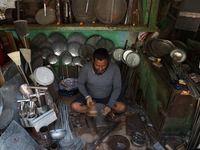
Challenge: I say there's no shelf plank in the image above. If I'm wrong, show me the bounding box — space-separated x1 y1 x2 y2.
0 23 157 32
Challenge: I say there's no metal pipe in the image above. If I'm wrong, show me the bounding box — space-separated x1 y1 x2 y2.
27 86 48 90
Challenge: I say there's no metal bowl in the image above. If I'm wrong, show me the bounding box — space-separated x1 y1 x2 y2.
49 129 66 140
170 48 187 62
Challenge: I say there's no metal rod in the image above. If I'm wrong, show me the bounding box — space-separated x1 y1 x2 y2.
85 0 90 13
17 65 30 85
27 86 48 90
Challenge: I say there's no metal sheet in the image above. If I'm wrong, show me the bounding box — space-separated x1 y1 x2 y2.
0 120 40 150
175 16 200 32
0 73 24 124
175 0 200 32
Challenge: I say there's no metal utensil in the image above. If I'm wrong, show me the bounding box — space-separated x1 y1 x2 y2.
68 42 81 57
61 53 72 78
72 0 97 23
41 47 54 59
19 48 33 74
68 33 87 45
47 32 67 43
31 33 47 49
112 47 124 62
86 35 102 48
47 54 59 65
96 38 115 54
7 51 30 85
51 41 68 56
79 44 95 58
95 0 127 25
50 103 66 140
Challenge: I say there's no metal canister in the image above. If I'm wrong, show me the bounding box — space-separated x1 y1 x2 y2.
39 126 51 140
50 141 59 150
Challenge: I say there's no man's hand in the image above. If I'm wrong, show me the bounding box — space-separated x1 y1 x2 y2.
86 96 95 107
102 106 111 115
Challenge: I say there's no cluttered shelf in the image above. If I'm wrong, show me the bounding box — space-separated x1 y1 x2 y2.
0 23 157 32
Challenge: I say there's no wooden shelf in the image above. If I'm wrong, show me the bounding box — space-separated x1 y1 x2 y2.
0 23 157 32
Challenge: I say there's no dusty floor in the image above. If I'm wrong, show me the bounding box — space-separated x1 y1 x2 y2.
59 93 147 150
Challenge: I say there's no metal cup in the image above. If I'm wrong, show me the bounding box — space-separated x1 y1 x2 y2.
39 126 51 140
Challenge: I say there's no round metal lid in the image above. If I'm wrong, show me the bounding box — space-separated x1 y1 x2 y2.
151 39 175 56
96 38 115 54
112 47 124 61
41 47 54 59
34 66 54 85
31 33 47 49
126 52 141 68
86 35 102 48
68 42 81 57
95 0 127 25
35 8 56 25
79 44 95 58
47 54 59 65
68 33 87 45
61 54 72 65
72 0 97 23
73 56 86 67
122 49 133 63
47 32 67 43
51 41 68 56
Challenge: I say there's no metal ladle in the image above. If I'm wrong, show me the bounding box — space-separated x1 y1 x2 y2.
50 102 66 140
61 53 72 78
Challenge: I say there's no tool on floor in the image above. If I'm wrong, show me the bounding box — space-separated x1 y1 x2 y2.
87 121 121 150
85 118 89 128
94 103 107 128
7 51 30 85
70 111 83 128
107 135 130 150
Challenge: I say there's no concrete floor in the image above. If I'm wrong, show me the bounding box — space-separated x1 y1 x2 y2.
60 94 147 150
